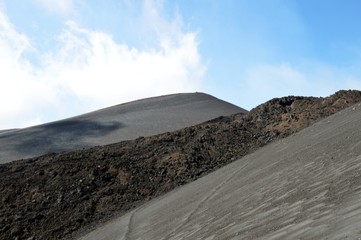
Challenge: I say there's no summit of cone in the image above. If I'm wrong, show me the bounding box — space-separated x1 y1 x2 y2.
0 92 245 163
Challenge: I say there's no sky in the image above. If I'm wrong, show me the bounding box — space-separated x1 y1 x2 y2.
1 0 361 129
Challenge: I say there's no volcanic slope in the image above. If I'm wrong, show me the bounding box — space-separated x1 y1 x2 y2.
0 90 361 239
81 95 361 240
0 92 245 163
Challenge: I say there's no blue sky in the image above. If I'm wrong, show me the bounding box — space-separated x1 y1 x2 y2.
1 0 361 129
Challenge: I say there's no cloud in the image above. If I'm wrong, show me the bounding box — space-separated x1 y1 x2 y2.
239 63 361 110
0 2 205 129
35 0 76 16
243 64 312 108
44 20 204 109
141 0 183 41
0 9 55 128
0 8 32 57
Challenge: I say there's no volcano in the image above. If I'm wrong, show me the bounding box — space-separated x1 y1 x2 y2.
1 90 361 239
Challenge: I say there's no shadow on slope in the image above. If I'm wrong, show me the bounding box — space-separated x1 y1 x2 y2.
12 120 124 156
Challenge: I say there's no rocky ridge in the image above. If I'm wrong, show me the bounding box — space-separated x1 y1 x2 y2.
1 90 361 239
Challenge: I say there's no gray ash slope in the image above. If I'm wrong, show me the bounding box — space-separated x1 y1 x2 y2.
83 95 361 240
0 92 245 163
1 90 361 240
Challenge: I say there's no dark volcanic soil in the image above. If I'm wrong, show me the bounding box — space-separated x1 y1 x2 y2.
1 90 361 240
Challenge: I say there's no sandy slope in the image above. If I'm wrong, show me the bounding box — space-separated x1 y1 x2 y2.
0 93 245 163
80 102 361 240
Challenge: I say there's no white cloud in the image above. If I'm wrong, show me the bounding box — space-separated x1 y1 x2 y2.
141 0 183 41
35 0 76 16
239 63 361 110
245 64 307 99
0 9 33 58
0 9 55 128
0 3 205 129
44 20 204 109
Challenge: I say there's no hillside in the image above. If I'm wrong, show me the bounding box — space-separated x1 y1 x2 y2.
0 93 245 163
0 90 361 239
82 94 361 240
